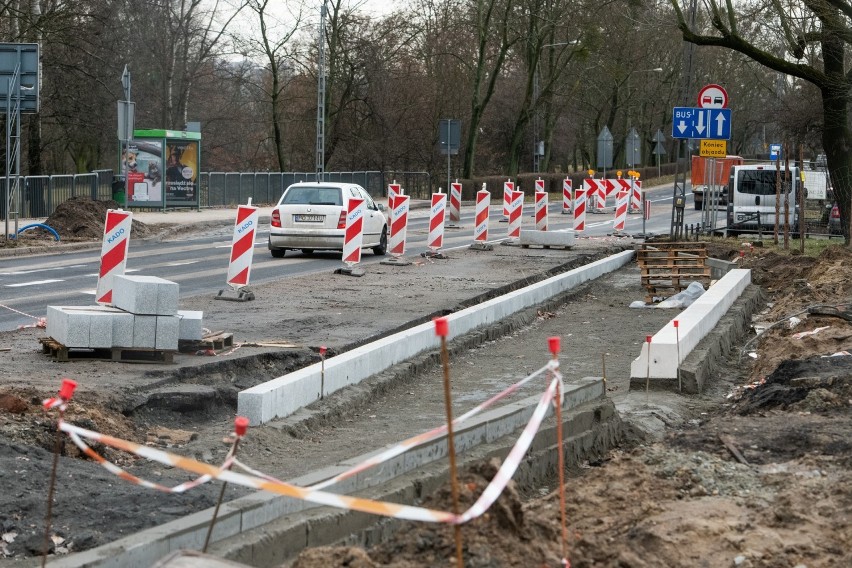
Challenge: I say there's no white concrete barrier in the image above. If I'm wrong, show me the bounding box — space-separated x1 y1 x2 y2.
239 250 634 425
519 229 575 248
629 268 751 379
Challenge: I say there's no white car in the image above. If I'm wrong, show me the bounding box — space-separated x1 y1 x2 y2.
268 182 387 257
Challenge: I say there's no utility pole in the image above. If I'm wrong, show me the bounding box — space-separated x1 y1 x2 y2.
316 1 328 181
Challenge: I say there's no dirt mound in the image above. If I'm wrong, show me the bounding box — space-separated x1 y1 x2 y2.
42 197 154 240
292 458 566 567
734 355 852 414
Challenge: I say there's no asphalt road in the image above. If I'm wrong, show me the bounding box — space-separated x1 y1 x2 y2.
0 183 705 331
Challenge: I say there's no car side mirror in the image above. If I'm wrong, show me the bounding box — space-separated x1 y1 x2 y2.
377 203 386 212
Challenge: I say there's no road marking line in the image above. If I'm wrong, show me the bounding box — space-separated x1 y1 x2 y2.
0 265 86 276
5 279 64 287
166 261 200 266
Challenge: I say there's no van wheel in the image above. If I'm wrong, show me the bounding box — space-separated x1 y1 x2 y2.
271 248 286 258
373 228 387 256
301 249 314 255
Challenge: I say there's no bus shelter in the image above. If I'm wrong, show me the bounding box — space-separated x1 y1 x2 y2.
120 129 201 209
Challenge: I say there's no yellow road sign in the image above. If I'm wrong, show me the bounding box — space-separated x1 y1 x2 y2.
700 139 726 158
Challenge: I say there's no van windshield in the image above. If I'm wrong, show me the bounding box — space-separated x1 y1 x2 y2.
736 170 791 196
283 186 343 206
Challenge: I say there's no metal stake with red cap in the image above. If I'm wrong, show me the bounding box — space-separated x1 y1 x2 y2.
335 197 367 276
217 199 259 301
203 416 250 552
562 177 572 215
41 379 77 567
547 337 571 568
434 316 464 568
95 209 133 305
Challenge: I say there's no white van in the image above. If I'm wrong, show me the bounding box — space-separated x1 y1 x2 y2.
726 165 800 235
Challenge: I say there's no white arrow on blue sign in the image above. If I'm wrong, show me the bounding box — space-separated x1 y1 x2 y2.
671 107 731 140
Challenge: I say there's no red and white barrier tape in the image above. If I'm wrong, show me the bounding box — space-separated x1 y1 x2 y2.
1 302 46 328
64 423 236 494
308 360 559 490
56 374 563 524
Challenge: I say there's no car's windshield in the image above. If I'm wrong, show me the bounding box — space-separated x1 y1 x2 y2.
282 187 343 206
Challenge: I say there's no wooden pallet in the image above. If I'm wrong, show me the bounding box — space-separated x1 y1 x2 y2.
178 332 234 353
39 337 175 364
637 242 711 302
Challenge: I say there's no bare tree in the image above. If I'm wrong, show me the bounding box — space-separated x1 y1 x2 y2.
670 0 852 244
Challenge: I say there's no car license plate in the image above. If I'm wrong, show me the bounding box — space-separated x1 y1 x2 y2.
294 214 324 223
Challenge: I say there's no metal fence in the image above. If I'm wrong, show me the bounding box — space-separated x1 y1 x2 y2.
200 170 433 206
2 170 434 219
2 172 109 219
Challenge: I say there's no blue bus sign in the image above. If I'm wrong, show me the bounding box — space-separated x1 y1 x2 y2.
671 107 731 140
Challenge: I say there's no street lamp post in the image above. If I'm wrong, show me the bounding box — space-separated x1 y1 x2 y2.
316 1 328 181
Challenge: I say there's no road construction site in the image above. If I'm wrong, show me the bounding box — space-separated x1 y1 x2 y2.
1 203 850 568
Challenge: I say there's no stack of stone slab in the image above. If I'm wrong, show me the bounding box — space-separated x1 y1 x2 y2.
47 275 203 351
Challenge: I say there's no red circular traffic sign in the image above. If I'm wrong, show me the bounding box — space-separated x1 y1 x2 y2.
697 84 728 109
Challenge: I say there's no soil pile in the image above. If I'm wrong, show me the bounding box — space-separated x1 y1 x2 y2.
6 195 156 244
293 459 567 568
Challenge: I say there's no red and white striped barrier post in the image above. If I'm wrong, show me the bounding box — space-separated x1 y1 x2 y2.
470 185 493 251
389 194 409 256
603 178 615 208
502 179 514 220
613 189 629 233
96 209 133 305
424 191 447 258
448 181 462 224
628 172 641 212
336 197 366 276
507 189 524 239
534 178 545 194
573 186 586 232
561 178 572 214
388 181 401 204
382 193 412 266
535 190 548 231
225 201 259 290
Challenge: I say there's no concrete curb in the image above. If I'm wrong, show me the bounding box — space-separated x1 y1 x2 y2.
677 285 767 392
48 378 606 568
629 268 751 381
238 250 635 425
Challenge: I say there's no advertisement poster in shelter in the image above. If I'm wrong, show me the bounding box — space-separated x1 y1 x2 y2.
121 140 164 206
165 141 199 202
